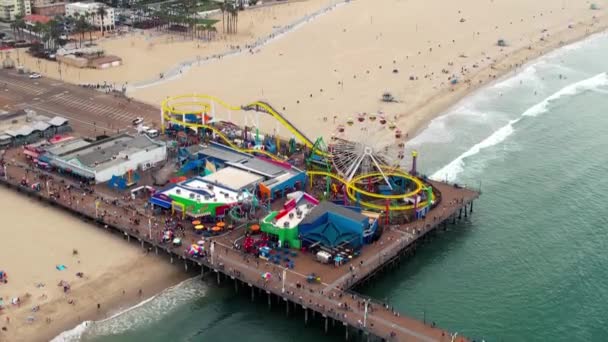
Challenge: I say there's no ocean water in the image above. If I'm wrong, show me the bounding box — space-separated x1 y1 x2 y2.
57 32 608 342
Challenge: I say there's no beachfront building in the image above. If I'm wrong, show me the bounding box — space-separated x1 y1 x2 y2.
298 201 376 249
150 167 263 218
261 193 380 250
65 2 115 31
0 0 31 21
30 0 64 16
195 142 306 200
0 110 69 147
260 191 320 249
40 133 166 183
23 13 51 27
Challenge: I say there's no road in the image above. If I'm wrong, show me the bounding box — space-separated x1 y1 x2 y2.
0 69 160 135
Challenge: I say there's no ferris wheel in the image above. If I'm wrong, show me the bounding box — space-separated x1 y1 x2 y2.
330 112 406 188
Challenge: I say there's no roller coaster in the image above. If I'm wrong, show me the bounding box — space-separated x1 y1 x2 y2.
160 94 433 212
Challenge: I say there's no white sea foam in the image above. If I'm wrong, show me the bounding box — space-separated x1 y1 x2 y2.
431 72 608 182
522 72 608 117
50 277 206 341
50 320 93 342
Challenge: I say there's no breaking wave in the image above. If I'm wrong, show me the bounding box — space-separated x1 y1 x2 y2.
431 72 608 182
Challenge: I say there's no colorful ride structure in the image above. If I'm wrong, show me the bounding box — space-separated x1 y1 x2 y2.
158 94 435 216
108 169 140 190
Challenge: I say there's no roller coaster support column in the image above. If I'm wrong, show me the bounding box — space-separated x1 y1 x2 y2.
411 151 418 176
385 199 390 225
160 108 165 134
414 195 419 220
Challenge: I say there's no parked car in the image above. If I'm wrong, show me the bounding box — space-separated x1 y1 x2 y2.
132 117 144 125
29 73 42 79
145 129 159 138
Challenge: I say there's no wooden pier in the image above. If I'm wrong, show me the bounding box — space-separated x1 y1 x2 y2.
0 162 479 342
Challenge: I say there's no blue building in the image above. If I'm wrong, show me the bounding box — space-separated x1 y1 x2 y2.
298 202 378 250
196 142 306 200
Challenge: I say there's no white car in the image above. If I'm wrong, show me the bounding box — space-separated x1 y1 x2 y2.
29 73 42 79
132 117 144 125
145 129 159 138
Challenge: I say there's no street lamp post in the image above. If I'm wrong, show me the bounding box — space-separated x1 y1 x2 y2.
282 268 286 293
148 218 152 240
363 299 369 328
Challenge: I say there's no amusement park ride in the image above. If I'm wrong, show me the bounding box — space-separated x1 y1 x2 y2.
159 94 434 216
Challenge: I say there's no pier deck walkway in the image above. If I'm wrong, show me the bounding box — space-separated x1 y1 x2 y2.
1 159 478 342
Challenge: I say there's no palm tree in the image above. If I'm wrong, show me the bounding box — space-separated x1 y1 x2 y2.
74 15 88 47
96 5 108 36
13 15 26 40
32 22 44 44
220 1 226 34
83 12 94 43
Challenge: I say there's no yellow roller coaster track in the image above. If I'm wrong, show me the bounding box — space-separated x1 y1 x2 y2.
162 112 286 162
161 95 434 210
306 170 434 211
160 94 329 156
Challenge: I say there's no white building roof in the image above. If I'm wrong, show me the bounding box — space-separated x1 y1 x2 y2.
164 177 251 205
48 116 68 126
201 166 264 192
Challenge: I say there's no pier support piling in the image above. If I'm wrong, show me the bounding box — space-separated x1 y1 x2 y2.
216 271 221 285
345 325 349 341
141 240 144 248
470 201 474 213
324 316 328 334
184 260 188 271
200 266 205 279
234 279 238 293
170 256 173 264
459 208 462 219
286 299 289 316
267 292 271 309
465 204 469 218
155 246 158 255
305 308 309 325
251 286 255 302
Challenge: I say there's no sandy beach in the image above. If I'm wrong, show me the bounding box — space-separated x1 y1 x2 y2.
0 189 189 342
16 1 608 142
3 1 608 340
16 0 333 86
130 0 608 141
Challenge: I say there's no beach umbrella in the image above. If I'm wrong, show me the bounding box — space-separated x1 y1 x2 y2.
192 220 201 225
250 224 260 232
217 222 225 228
211 226 221 232
197 240 205 245
194 225 204 231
